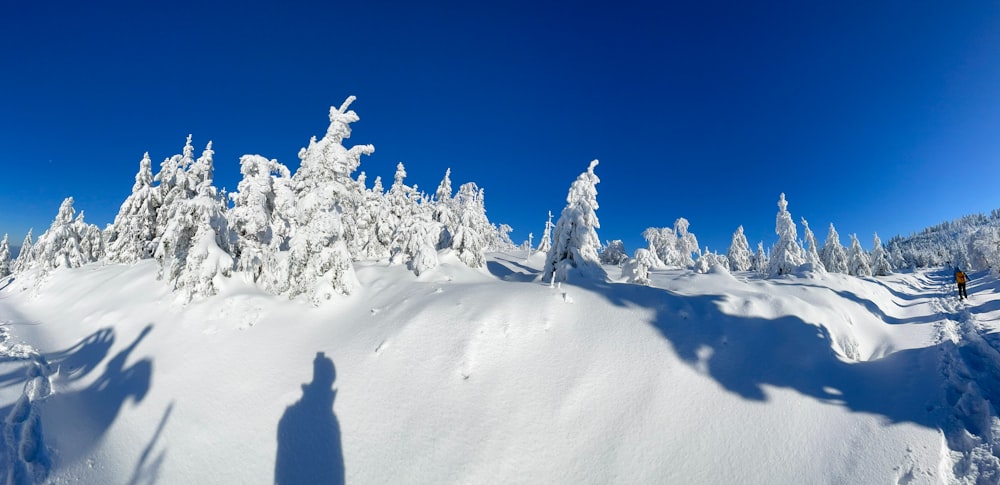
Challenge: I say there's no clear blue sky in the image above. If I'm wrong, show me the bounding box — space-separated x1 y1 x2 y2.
3 0 1000 255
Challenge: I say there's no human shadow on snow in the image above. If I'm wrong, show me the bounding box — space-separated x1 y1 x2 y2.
573 278 953 430
275 352 344 485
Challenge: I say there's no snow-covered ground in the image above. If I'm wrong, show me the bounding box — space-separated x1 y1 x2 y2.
2 253 1000 484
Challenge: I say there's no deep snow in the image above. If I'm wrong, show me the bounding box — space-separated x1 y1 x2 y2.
2 253 1000 484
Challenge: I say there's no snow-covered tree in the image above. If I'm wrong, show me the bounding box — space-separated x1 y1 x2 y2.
968 226 1000 273
643 218 700 268
870 232 893 276
543 160 606 283
11 230 34 273
537 211 554 254
281 97 373 303
450 182 491 268
727 225 752 272
768 193 805 276
154 141 234 300
751 241 768 274
600 240 628 265
820 223 849 274
494 223 515 252
801 218 826 272
694 249 729 274
0 234 10 278
357 176 390 259
643 227 678 268
622 248 656 285
432 168 455 250
888 239 908 270
33 197 93 270
673 218 700 268
847 234 872 277
228 155 293 283
106 153 162 264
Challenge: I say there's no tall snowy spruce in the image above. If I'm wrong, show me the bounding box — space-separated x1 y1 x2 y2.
543 160 606 283
228 155 294 285
768 193 805 276
870 232 893 276
751 241 768 274
820 223 849 274
727 225 752 272
282 96 374 304
433 168 455 250
11 230 34 273
801 218 826 272
0 234 10 278
449 182 491 268
106 153 161 264
537 211 554 254
153 139 234 300
847 234 873 277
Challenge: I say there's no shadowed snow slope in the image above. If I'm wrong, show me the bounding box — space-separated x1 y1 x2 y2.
1 254 998 484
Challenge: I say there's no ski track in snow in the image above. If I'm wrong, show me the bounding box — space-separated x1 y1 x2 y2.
929 270 1000 484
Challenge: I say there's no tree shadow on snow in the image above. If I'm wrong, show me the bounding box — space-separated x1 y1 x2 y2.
486 260 538 283
36 325 154 464
275 352 344 485
576 279 952 430
128 402 174 485
0 325 154 474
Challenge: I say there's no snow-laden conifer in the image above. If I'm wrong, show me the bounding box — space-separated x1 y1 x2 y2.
869 233 893 276
537 211 554 254
106 153 161 264
820 223 849 274
282 97 373 303
494 224 516 252
33 197 92 270
293 96 374 264
450 182 491 268
801 218 826 272
847 234 872 277
694 249 729 274
751 241 768 274
543 160 606 283
0 234 10 278
768 193 805 276
600 240 628 265
643 228 677 268
673 218 700 268
433 168 455 250
154 141 234 300
228 155 293 283
727 225 752 272
12 230 34 273
622 248 656 285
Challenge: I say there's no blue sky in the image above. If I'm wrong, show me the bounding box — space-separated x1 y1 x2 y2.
3 0 1000 255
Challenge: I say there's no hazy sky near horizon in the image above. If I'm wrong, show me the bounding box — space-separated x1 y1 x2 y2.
3 0 1000 254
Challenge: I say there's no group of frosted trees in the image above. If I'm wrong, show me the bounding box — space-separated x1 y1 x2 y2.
3 97 997 298
609 193 901 284
724 193 896 278
0 97 508 304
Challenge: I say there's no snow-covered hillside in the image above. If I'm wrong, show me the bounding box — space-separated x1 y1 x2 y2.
2 253 1000 484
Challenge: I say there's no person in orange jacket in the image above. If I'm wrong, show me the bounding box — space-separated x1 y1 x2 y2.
955 268 969 300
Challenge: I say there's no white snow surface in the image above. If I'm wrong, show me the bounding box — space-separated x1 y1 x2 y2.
2 252 1000 484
